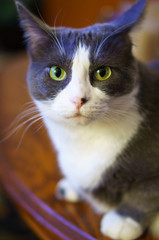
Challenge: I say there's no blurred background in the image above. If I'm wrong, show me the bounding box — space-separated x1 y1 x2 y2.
0 0 159 239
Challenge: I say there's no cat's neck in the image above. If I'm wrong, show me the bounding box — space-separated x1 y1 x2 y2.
43 99 143 190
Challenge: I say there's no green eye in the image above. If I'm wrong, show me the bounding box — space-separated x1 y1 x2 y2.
49 66 66 81
95 66 111 81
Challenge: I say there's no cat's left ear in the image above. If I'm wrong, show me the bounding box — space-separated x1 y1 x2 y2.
110 0 147 35
15 1 51 56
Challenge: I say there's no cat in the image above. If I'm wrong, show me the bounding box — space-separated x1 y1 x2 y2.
16 0 159 239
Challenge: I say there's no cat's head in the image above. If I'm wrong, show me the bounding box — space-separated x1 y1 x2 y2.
16 0 146 126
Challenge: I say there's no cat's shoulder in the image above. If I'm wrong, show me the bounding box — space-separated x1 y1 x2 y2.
148 61 159 73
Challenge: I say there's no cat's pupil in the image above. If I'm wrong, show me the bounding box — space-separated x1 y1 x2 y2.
54 67 62 77
98 68 106 77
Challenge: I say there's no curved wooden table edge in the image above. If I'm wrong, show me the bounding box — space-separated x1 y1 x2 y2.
0 149 96 240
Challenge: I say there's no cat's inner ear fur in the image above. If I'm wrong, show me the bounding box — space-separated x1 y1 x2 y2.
109 0 147 35
94 0 147 58
96 0 147 58
16 1 51 55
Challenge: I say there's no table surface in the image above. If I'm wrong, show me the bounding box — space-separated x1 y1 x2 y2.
0 53 156 240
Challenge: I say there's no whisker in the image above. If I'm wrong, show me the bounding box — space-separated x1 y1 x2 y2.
94 35 106 58
0 113 42 143
101 101 139 125
53 9 66 56
93 36 100 57
95 23 133 58
49 8 65 55
32 1 65 56
58 13 66 55
16 115 44 150
19 101 35 109
5 106 39 131
102 113 121 126
32 121 44 135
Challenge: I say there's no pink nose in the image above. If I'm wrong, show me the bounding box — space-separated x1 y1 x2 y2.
71 97 88 110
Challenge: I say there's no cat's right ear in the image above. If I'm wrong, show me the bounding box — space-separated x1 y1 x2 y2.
110 0 147 35
15 1 51 55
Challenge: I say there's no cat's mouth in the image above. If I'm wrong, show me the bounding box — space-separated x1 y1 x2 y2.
66 112 83 119
64 112 92 124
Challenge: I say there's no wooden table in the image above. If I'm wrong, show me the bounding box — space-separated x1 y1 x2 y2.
0 53 156 240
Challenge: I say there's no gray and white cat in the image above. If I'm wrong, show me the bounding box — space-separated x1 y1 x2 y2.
16 0 159 239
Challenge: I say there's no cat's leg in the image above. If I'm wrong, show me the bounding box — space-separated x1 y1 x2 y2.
101 210 143 240
149 213 159 237
98 176 159 239
56 178 81 202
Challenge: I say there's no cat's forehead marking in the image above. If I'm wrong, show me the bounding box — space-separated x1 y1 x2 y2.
67 43 91 97
72 43 90 76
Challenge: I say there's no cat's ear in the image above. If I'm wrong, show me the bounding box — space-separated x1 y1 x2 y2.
95 0 147 57
110 0 147 35
15 1 51 55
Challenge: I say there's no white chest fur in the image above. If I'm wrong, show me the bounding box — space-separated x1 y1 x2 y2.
43 110 142 190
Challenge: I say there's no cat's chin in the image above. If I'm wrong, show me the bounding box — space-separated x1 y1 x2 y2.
54 110 106 126
52 112 96 126
64 115 94 126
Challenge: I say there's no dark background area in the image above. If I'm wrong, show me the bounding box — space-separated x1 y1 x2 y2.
0 1 42 239
0 0 43 53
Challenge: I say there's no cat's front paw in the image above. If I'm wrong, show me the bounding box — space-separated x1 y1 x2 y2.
56 178 80 202
101 211 143 240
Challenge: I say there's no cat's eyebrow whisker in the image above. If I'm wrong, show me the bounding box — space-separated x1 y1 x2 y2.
95 24 130 58
94 35 106 58
93 38 99 57
40 24 64 56
49 8 66 56
59 29 65 56
52 30 65 56
32 3 65 56
58 13 66 54
32 1 54 42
